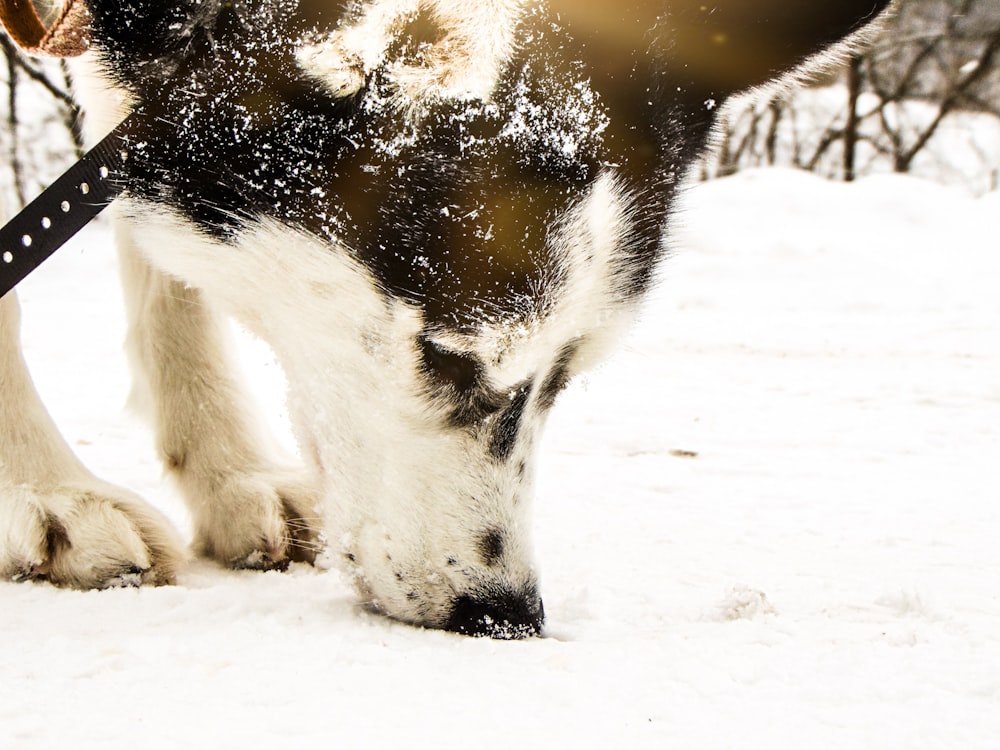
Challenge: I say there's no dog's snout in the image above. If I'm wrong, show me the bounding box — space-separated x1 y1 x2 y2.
445 590 544 639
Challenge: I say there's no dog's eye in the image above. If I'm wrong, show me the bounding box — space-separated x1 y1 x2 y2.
419 337 482 393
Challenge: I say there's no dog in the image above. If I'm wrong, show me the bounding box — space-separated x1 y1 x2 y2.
0 0 891 638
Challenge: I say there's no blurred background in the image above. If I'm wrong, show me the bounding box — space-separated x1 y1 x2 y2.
702 0 1000 195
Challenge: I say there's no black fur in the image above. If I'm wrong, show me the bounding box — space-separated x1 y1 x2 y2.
88 0 892 331
477 529 506 566
488 383 531 461
93 2 601 331
419 336 508 427
536 341 580 412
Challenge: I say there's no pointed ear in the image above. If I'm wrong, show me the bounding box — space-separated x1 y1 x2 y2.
546 0 892 98
664 0 894 97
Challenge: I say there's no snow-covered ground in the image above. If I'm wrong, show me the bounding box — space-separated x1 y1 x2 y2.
2 168 998 748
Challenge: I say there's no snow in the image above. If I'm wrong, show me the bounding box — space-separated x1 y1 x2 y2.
4 168 999 747
713 85 1000 196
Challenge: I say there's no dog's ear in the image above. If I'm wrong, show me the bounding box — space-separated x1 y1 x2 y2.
547 0 893 98
663 1 894 97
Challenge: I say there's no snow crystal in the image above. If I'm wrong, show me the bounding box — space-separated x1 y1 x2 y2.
713 585 778 622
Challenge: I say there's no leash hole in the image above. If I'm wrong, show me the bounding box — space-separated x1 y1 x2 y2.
79 182 90 195
61 201 70 213
41 217 51 230
99 166 109 179
21 234 32 247
2 251 12 264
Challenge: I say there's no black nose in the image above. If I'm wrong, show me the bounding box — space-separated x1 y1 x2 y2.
445 590 545 640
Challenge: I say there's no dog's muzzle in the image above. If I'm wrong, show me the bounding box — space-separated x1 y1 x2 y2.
445 588 544 639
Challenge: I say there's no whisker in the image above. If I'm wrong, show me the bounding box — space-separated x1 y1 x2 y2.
279 535 327 552
284 516 323 527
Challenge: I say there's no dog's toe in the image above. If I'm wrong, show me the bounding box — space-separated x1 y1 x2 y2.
0 483 184 589
233 548 290 572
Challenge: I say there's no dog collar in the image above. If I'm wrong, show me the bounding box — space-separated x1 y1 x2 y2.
0 0 116 297
0 116 136 298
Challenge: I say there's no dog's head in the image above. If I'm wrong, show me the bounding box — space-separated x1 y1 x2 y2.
79 0 890 636
266 168 644 637
262 173 631 637
212 161 648 639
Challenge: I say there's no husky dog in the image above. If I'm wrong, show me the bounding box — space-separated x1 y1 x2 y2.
0 0 891 637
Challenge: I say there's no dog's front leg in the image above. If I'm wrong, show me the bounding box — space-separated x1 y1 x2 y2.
0 292 183 587
116 234 322 570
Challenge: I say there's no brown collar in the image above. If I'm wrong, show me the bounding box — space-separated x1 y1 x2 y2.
0 0 91 57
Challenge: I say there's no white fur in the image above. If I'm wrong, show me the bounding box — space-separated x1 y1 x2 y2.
1 53 326 583
297 0 526 103
114 234 323 567
0 292 183 587
103 163 637 622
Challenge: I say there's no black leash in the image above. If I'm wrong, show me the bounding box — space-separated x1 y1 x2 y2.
0 115 137 298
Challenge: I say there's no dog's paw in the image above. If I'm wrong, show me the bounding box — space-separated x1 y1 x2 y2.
189 471 323 571
0 481 184 589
